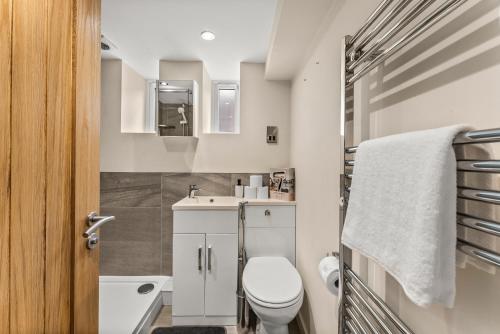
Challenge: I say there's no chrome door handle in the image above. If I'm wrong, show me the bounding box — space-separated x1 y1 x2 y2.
198 246 202 271
84 212 115 249
208 245 212 272
84 212 115 237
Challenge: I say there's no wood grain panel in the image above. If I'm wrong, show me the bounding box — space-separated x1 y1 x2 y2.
0 0 12 332
10 0 47 331
45 0 73 332
73 0 101 332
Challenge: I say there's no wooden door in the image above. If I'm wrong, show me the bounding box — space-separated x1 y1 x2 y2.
73 0 101 332
205 234 238 317
0 0 101 332
173 233 206 317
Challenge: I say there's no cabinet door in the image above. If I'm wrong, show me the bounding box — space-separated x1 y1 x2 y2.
173 233 205 316
205 234 238 316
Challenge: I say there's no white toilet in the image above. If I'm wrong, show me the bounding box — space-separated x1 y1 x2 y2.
243 256 304 334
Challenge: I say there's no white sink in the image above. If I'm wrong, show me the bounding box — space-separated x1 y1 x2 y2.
172 196 240 210
172 196 296 211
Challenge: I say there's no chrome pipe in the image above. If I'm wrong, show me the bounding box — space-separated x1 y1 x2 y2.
345 307 370 334
346 295 381 333
348 159 500 172
457 239 500 268
454 128 500 144
345 268 414 334
457 160 500 173
350 0 413 57
348 0 468 84
158 89 191 93
347 0 396 49
458 187 500 205
339 35 353 334
346 282 395 334
342 128 500 152
345 319 362 334
457 214 500 237
345 146 358 154
348 0 437 71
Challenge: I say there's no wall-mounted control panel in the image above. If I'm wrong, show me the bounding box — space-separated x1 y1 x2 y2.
267 126 278 144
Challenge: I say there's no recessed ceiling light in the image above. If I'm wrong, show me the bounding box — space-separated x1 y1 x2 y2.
201 31 215 41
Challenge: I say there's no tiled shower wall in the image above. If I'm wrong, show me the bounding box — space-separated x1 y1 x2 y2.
99 172 269 276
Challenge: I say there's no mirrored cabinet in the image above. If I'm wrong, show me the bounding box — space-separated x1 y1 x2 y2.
155 80 198 137
119 65 198 137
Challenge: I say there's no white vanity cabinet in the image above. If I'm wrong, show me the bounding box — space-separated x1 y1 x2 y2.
172 209 238 326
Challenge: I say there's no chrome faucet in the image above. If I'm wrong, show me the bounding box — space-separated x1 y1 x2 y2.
188 184 200 198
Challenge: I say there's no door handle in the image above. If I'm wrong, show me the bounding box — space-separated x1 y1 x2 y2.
208 245 212 272
84 212 115 249
198 246 202 271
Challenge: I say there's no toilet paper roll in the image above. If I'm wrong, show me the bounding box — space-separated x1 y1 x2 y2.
244 186 257 199
318 256 340 296
249 175 263 188
257 186 269 199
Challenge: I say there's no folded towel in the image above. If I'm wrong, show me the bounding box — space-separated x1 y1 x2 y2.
342 125 468 308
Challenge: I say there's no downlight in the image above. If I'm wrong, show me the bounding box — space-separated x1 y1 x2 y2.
200 31 215 41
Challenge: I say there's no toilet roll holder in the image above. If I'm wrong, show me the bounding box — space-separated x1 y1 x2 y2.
326 251 339 258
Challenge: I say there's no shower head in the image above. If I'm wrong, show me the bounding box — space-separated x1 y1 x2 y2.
178 106 187 125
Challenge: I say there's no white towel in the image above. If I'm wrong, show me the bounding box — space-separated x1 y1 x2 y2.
342 125 468 308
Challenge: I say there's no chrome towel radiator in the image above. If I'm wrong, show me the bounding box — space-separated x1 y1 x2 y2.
339 0 500 333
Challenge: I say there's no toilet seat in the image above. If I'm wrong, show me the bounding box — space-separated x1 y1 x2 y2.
243 257 303 309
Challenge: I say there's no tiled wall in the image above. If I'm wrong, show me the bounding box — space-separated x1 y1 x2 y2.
100 172 270 276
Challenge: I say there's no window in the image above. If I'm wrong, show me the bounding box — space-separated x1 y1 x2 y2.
211 81 240 133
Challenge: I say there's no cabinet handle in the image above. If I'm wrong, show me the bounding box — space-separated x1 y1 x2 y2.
264 209 271 216
198 246 202 271
208 245 212 272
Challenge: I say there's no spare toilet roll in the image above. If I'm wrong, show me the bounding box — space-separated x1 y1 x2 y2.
244 186 257 199
249 175 263 188
257 186 269 199
318 256 340 296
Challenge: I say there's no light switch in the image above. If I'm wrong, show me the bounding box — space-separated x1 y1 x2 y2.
267 126 278 144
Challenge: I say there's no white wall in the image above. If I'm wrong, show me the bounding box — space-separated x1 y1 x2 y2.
101 60 136 169
100 60 291 172
120 62 147 133
290 0 500 333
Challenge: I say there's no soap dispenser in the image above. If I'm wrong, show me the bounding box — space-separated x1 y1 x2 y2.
235 179 244 198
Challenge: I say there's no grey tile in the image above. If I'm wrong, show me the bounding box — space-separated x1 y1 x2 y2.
100 207 161 242
161 209 173 276
162 173 232 203
100 240 161 275
230 173 270 195
101 172 162 208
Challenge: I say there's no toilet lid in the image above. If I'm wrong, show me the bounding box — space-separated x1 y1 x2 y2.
243 257 302 305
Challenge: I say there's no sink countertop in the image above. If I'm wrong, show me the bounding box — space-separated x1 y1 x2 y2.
172 196 296 211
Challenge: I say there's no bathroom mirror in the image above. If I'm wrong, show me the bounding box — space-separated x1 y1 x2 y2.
156 80 198 137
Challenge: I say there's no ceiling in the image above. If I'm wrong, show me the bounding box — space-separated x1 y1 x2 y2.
101 0 278 80
265 0 338 80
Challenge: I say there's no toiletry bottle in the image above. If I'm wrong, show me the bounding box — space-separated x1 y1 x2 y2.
235 179 244 198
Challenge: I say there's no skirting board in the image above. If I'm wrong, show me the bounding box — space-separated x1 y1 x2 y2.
297 312 309 334
172 316 237 327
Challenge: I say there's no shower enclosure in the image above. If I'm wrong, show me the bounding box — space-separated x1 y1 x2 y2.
156 80 197 136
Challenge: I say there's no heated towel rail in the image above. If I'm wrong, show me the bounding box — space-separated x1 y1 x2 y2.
339 1 500 333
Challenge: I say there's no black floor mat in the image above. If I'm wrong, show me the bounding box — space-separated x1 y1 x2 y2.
151 326 226 334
